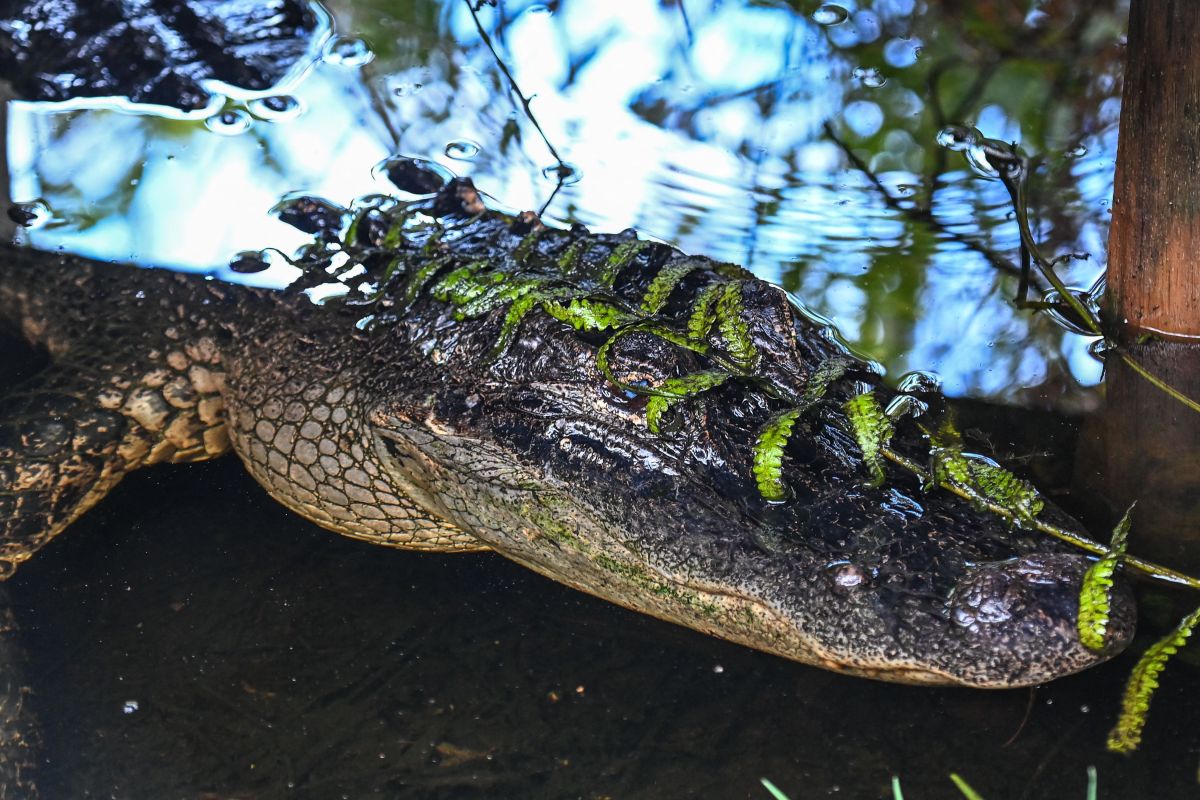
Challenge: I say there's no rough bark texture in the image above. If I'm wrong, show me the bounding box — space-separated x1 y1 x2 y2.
1108 0 1200 338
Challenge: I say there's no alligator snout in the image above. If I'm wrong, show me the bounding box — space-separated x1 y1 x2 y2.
938 552 1135 688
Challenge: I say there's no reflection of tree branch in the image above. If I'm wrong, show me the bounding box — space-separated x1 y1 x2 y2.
822 120 1031 284
464 0 569 215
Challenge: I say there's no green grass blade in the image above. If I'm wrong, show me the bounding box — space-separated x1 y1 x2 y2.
949 773 985 800
759 778 791 800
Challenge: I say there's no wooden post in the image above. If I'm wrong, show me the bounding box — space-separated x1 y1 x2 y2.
1107 0 1200 339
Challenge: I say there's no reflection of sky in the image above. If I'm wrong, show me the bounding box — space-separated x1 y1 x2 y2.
6 0 1122 403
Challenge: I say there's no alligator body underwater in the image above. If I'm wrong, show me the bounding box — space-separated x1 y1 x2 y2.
0 180 1134 689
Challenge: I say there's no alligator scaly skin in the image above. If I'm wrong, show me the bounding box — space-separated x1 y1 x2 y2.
0 182 1134 688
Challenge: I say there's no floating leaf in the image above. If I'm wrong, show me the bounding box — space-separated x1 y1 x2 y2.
1078 504 1134 652
645 370 730 434
641 259 702 314
686 281 727 343
753 408 803 501
844 392 893 486
599 239 650 287
543 298 628 332
1108 602 1200 753
716 282 758 371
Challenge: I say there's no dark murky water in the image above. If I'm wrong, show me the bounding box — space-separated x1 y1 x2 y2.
9 0 1200 797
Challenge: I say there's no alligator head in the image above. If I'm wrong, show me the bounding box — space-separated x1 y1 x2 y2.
329 187 1136 688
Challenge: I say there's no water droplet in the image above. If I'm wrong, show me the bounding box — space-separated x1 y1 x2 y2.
205 108 252 135
373 155 455 195
229 250 272 274
852 66 887 88
271 194 349 237
542 162 582 185
392 82 423 97
935 125 978 152
811 4 849 25
325 36 375 67
897 370 942 395
6 199 51 228
246 95 304 121
122 700 139 714
1066 143 1088 159
443 139 481 161
1043 288 1101 335
1087 338 1112 362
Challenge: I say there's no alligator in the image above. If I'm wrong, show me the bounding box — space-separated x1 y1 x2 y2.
0 178 1135 693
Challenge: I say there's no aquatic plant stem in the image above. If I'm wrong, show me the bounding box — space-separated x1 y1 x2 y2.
881 447 1200 591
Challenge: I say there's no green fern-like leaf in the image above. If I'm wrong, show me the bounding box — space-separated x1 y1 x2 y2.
686 282 727 343
399 253 453 305
1077 504 1134 652
641 260 703 314
965 460 1044 524
801 355 855 407
598 239 650 288
431 260 493 304
488 293 540 359
596 323 709 397
557 238 588 273
512 228 544 264
645 370 730 434
844 392 894 487
753 408 803 501
716 282 758 371
1108 602 1200 753
543 298 629 332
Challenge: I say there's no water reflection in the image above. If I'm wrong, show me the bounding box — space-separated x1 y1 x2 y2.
6 0 1125 407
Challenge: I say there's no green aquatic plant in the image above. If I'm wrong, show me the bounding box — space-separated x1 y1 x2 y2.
1078 506 1134 652
752 409 803 501
1108 603 1200 753
646 370 730 434
843 391 893 487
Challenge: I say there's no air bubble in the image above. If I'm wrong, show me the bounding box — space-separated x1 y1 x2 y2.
271 194 350 237
373 156 455 195
936 125 978 152
325 36 375 67
6 199 51 228
205 108 252 135
852 67 887 88
229 250 272 274
811 4 849 25
1066 143 1088 159
443 139 481 161
246 95 304 121
542 162 582 185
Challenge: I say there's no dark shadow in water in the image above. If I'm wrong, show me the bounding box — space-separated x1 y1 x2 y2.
9 452 1200 799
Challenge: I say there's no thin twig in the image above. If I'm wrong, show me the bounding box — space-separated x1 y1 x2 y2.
464 0 568 167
